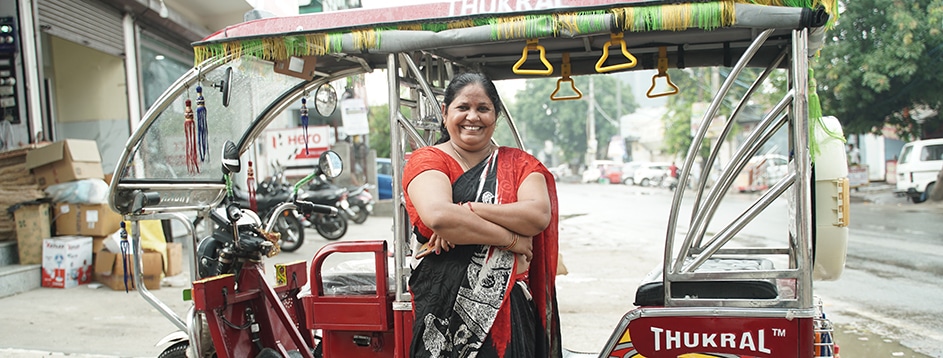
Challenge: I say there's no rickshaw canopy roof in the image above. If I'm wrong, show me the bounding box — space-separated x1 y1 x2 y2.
192 0 835 79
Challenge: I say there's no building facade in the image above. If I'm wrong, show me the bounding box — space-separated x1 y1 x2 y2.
0 0 261 173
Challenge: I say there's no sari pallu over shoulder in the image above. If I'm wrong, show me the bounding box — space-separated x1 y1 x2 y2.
402 147 561 357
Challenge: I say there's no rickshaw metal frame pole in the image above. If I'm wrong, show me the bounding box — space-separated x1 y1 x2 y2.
127 215 185 330
664 28 774 279
126 211 206 357
389 53 412 304
663 28 817 310
689 47 789 221
236 68 365 154
791 28 814 309
682 101 791 259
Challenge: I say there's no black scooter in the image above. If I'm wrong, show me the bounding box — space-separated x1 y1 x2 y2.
297 175 349 240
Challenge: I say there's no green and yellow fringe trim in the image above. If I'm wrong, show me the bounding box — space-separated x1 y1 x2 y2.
194 0 837 66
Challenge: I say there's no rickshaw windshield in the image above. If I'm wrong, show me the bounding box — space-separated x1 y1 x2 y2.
117 57 306 182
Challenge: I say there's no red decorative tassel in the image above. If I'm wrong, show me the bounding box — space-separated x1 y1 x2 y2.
184 99 200 174
247 161 257 212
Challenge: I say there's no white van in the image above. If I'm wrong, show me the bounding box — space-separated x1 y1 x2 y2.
895 138 943 203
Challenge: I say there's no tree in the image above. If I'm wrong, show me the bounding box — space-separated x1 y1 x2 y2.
367 104 391 159
815 0 943 139
504 75 637 169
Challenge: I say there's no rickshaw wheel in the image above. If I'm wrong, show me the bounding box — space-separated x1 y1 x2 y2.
157 341 189 358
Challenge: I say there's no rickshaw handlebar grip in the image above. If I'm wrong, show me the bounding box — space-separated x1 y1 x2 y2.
295 200 338 216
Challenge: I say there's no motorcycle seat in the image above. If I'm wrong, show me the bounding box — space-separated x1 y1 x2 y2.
633 257 778 306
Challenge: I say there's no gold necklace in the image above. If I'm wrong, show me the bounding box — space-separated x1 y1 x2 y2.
449 141 472 170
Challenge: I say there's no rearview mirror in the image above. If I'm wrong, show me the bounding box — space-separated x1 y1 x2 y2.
315 82 337 117
221 140 241 175
213 67 233 107
319 150 343 179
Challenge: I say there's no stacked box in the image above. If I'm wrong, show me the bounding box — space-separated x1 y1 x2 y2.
41 236 93 288
54 203 122 237
24 139 104 189
12 201 51 265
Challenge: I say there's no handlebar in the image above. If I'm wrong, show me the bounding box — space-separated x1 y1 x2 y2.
295 200 338 216
263 200 337 233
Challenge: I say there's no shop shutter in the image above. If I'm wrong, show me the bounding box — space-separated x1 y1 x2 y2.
38 0 124 57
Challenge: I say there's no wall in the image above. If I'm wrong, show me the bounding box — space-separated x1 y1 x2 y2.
49 36 128 123
0 2 32 149
49 35 129 174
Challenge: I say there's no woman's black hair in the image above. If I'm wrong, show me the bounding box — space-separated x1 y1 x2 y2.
435 72 503 145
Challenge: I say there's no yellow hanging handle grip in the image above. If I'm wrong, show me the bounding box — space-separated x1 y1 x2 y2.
647 46 680 98
513 39 554 76
551 53 582 101
595 33 637 73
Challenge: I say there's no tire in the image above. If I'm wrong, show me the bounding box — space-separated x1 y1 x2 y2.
316 215 348 240
622 178 634 185
913 183 933 204
157 341 189 358
275 211 305 252
639 178 650 187
350 205 369 224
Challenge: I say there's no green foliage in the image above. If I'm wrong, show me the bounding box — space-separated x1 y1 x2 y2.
659 67 786 163
815 0 943 139
367 104 391 159
504 75 637 168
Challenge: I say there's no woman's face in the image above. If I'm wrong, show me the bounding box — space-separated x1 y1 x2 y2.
443 83 497 151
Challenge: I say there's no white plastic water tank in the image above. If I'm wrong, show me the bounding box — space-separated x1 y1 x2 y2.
812 115 850 281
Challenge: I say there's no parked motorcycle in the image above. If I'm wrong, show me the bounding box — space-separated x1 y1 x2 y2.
344 184 375 224
194 170 308 252
304 174 373 224
297 175 349 240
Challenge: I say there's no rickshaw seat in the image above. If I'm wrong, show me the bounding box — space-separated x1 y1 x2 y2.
633 258 779 306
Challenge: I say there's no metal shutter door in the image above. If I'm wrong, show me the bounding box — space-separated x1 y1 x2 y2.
38 0 124 56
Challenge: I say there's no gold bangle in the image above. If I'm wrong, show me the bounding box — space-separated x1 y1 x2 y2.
502 233 519 250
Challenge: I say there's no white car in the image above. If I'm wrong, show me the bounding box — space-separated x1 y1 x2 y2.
895 138 943 203
621 162 643 185
633 162 672 187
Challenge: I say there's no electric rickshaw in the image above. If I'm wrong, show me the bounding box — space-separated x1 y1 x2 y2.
106 0 850 357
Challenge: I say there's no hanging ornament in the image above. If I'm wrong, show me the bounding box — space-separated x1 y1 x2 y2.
247 160 257 212
184 99 200 174
300 96 310 155
195 85 209 163
119 221 131 293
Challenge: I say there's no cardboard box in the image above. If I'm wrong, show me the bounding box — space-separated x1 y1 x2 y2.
91 235 107 253
165 242 183 277
41 236 93 288
94 249 162 291
54 203 123 237
25 139 104 189
12 201 52 265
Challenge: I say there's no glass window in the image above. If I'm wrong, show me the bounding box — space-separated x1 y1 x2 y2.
899 145 913 164
140 35 191 110
921 144 943 162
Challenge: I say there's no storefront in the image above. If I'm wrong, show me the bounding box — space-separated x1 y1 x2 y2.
0 0 252 171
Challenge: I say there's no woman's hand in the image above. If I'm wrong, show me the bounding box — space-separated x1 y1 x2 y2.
416 232 455 259
505 234 533 262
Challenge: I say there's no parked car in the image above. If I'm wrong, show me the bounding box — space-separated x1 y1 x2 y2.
582 160 622 184
633 162 672 187
376 157 393 200
895 138 943 203
621 162 643 185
